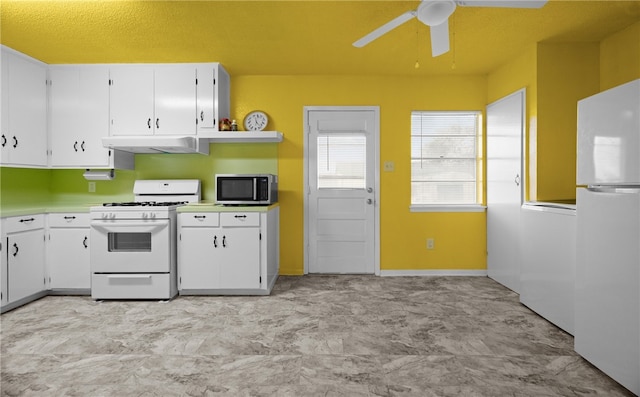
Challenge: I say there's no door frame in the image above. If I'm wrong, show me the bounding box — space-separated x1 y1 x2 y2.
303 106 381 275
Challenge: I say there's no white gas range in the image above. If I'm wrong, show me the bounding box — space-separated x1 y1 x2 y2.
90 179 201 300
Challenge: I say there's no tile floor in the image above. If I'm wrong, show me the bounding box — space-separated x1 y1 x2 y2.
0 275 635 396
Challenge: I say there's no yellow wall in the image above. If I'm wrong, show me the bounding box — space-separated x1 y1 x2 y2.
536 42 600 201
600 21 640 91
231 75 488 274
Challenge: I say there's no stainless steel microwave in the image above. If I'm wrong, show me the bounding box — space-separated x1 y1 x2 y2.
215 174 278 205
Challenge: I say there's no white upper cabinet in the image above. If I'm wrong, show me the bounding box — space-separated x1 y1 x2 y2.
109 64 197 136
196 63 230 136
49 65 129 168
155 65 197 135
0 46 48 167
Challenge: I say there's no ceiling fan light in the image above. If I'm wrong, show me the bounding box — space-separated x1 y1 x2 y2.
417 0 456 26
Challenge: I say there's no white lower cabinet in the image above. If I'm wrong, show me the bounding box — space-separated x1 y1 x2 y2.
47 213 90 292
1 215 47 311
178 206 279 295
1 228 7 306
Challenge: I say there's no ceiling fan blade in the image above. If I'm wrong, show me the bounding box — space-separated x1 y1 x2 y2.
353 10 416 48
430 19 450 57
455 0 547 8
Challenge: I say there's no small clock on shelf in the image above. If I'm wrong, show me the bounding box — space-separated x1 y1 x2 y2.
244 111 269 131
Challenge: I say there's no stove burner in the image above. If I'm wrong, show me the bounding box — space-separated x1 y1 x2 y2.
102 201 188 207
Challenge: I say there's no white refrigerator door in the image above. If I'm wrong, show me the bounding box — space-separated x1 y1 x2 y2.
577 79 640 186
575 187 639 395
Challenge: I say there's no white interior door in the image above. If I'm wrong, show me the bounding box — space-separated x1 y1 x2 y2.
305 107 379 274
486 89 524 293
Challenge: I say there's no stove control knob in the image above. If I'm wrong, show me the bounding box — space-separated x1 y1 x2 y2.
149 212 156 219
142 212 148 219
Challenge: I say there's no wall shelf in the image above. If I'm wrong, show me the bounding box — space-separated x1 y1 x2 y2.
208 131 283 143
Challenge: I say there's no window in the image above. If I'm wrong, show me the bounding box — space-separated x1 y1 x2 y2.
411 111 482 209
317 134 366 189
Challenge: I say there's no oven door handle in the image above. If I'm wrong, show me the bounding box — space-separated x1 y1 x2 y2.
90 220 169 233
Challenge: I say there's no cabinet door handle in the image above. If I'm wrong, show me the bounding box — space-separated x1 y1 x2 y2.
83 236 88 249
222 235 226 248
81 141 86 152
514 174 521 186
19 218 35 223
63 216 76 220
1 134 6 147
147 118 152 129
200 111 204 122
213 235 218 248
12 243 18 257
73 141 78 152
12 136 18 148
156 118 159 129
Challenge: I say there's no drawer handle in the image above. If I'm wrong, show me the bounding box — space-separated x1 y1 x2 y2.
12 243 18 257
64 216 77 220
234 215 247 219
107 275 152 279
19 218 35 223
194 215 206 219
83 236 88 249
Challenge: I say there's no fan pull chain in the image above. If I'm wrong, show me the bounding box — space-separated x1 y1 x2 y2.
415 23 420 69
451 13 457 70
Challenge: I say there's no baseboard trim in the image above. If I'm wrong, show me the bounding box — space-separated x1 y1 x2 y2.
380 269 488 277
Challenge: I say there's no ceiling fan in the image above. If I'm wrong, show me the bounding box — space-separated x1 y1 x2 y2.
353 0 548 57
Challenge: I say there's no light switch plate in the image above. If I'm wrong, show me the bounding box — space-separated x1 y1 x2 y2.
384 161 395 172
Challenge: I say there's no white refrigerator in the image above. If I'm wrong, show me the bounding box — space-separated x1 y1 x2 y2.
575 78 640 395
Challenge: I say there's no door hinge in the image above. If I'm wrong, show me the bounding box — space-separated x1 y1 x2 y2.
109 79 112 86
108 150 112 157
179 233 181 241
259 232 262 241
213 78 216 85
195 78 198 85
259 276 262 284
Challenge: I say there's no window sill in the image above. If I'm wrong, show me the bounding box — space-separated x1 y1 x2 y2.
410 205 487 213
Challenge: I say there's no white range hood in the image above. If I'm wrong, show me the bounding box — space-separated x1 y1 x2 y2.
102 136 209 154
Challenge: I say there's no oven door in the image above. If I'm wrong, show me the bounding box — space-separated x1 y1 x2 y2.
90 219 171 273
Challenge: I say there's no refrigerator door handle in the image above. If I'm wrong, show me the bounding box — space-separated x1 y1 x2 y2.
587 186 640 194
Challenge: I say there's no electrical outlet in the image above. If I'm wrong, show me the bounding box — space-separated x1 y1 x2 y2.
427 238 435 250
88 182 96 193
